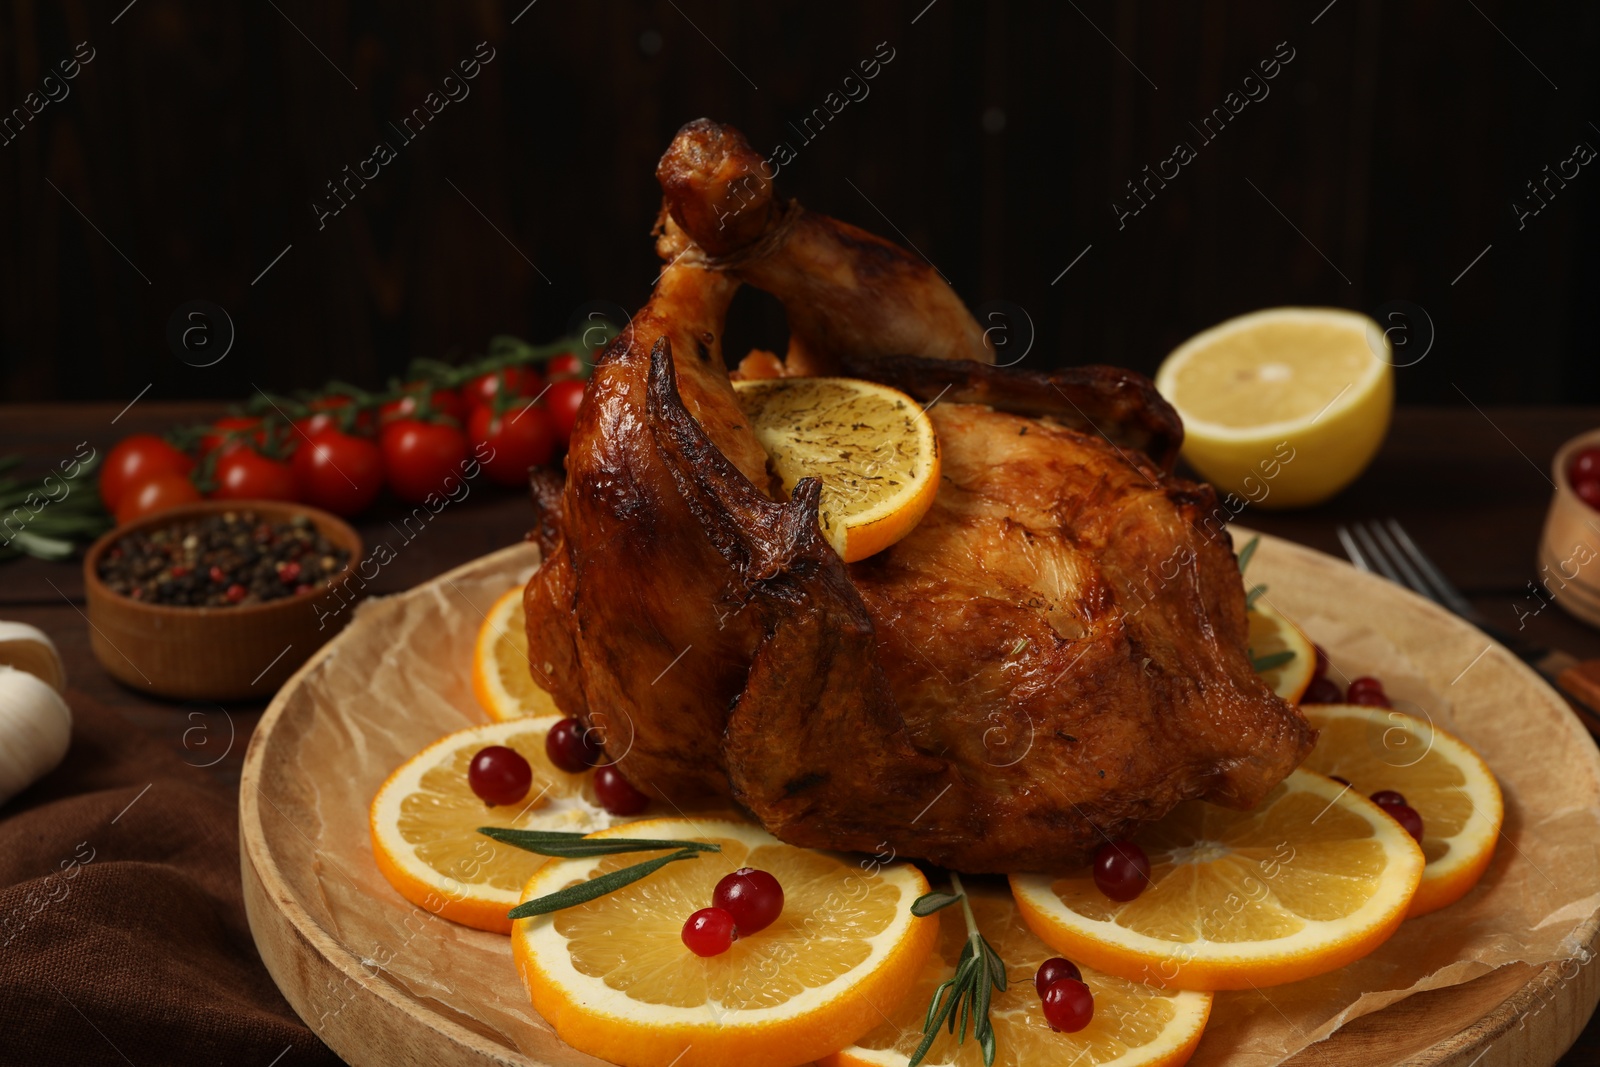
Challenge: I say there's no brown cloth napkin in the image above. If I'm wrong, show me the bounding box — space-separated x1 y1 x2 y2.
0 690 341 1067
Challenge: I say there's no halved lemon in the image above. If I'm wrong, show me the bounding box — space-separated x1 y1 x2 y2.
1010 769 1424 991
1300 703 1502 918
822 886 1211 1067
1155 308 1393 508
472 585 560 722
511 817 936 1067
1248 597 1316 704
732 377 940 562
370 718 628 934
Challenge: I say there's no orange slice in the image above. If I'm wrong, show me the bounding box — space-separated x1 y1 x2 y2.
472 585 560 721
1010 769 1424 991
1248 597 1316 704
732 377 940 562
370 718 632 934
822 886 1211 1067
1300 703 1502 918
511 817 936 1067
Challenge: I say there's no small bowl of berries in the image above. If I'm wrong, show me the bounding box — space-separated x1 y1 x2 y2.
83 500 363 701
1538 429 1600 628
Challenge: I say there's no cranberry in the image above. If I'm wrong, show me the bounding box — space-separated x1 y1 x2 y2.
1312 644 1330 679
1093 840 1152 902
468 745 533 806
1370 789 1407 810
1035 957 1082 998
1302 677 1343 704
1571 447 1600 483
1346 676 1390 707
1576 479 1600 511
545 717 602 773
1041 977 1095 1033
1389 803 1425 843
682 907 738 956
713 868 785 935
594 764 649 815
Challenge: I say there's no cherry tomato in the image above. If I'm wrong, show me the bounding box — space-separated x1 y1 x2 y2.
545 379 586 447
296 396 373 439
468 402 555 487
545 353 585 379
380 419 469 503
463 367 544 415
380 384 467 427
200 415 267 456
214 448 300 502
114 472 201 525
1570 447 1600 484
100 434 195 511
291 429 385 516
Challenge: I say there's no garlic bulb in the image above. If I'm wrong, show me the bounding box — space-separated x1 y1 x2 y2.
0 620 66 693
0 665 72 805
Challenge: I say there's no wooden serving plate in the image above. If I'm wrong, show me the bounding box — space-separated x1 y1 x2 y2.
241 532 1600 1067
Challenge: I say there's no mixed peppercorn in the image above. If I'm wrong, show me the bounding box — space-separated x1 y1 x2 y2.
97 511 350 607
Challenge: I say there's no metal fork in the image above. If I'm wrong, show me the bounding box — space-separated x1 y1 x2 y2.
1336 518 1600 732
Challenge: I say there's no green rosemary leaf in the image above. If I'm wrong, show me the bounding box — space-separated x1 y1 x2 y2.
506 847 700 919
909 976 960 1067
1251 649 1296 672
981 934 1007 991
911 890 965 917
1245 583 1267 610
478 826 721 859
1237 535 1260 574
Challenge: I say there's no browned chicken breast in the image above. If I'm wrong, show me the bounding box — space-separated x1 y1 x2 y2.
523 119 1315 872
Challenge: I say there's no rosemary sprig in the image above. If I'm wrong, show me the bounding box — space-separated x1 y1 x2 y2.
1238 534 1298 673
907 873 1006 1067
1236 534 1260 575
481 827 722 921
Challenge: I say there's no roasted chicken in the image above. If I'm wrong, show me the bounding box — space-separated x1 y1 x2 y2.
523 119 1315 873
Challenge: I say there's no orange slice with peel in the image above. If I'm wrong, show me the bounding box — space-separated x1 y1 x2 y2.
472 585 560 721
732 377 940 562
822 885 1211 1067
1248 596 1316 704
1300 702 1502 918
1010 769 1424 991
370 718 631 934
511 817 936 1067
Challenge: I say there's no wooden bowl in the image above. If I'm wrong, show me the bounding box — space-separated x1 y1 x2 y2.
1539 426 1600 628
240 535 1600 1067
83 499 364 701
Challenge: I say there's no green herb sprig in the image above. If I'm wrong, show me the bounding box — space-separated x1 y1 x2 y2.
480 827 721 920
907 873 1007 1067
0 452 111 563
1238 534 1298 674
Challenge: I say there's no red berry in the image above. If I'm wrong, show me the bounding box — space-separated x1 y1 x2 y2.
545 717 602 773
467 745 533 806
1302 677 1343 704
1035 957 1082 998
1389 803 1425 843
226 583 247 603
1312 644 1330 679
1346 676 1390 707
594 764 650 815
682 907 738 956
1571 447 1600 483
713 868 785 935
1041 977 1094 1033
278 560 302 584
1370 789 1407 810
1576 478 1600 511
209 565 227 584
1092 840 1151 902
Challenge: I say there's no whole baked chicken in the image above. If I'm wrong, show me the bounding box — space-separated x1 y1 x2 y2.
523 119 1315 873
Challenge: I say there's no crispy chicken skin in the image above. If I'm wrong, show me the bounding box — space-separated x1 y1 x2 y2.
524 119 1315 872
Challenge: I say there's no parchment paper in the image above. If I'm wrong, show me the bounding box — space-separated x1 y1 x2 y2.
265 540 1600 1066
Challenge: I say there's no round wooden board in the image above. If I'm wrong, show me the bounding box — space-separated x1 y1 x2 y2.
241 532 1600 1067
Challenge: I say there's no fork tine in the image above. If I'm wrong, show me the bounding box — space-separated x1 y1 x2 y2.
1384 520 1479 618
1369 521 1444 606
1351 522 1405 585
1336 525 1373 572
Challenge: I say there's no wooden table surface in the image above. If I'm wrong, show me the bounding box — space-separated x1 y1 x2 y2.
3 401 1598 1064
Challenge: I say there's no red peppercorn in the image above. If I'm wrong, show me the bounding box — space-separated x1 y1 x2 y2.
278 560 302 584
209 565 226 584
226 583 247 603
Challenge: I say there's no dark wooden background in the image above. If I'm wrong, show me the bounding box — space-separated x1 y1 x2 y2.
1 0 1597 405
